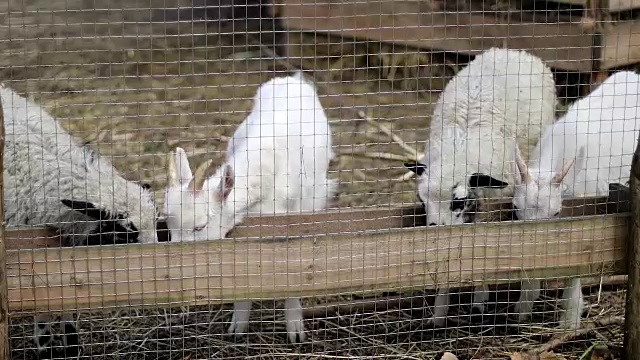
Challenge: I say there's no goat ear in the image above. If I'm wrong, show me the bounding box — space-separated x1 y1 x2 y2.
168 147 191 187
468 173 509 188
404 162 427 176
174 147 193 185
513 144 531 185
216 164 234 202
61 199 112 221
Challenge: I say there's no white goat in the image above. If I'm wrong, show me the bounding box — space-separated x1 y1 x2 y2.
404 48 557 326
512 70 640 329
0 85 161 357
163 71 337 343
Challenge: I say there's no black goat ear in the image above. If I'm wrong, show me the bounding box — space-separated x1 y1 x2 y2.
156 218 171 242
404 162 427 176
468 173 509 188
61 199 113 221
609 182 629 193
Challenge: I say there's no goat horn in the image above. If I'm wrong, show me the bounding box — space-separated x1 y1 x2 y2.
552 158 576 186
167 151 179 187
188 159 218 193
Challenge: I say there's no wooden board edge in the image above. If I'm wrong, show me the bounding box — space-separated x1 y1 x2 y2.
601 20 640 70
4 187 629 251
277 0 595 72
6 214 628 311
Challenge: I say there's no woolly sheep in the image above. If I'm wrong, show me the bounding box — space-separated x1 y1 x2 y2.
512 70 640 329
0 86 162 357
404 48 557 326
163 71 337 343
2 86 159 245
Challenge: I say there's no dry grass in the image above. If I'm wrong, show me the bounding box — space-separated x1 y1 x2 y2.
0 0 443 210
0 0 627 358
9 284 626 359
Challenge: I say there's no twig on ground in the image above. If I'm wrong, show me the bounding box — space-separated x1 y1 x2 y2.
531 316 624 354
357 110 422 161
350 151 413 162
393 171 417 182
351 168 368 181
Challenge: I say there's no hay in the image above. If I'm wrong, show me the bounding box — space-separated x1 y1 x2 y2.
0 0 626 358
9 284 626 359
0 0 439 209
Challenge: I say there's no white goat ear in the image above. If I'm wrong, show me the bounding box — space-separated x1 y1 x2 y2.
216 165 234 202
175 147 193 185
513 144 531 185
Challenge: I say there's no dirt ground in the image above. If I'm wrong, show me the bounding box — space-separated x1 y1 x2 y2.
0 0 625 358
0 0 444 211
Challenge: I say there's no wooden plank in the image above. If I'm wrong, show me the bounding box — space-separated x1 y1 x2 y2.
4 186 629 250
624 128 640 360
609 0 640 11
601 20 640 70
8 183 630 244
0 84 9 360
5 214 627 312
550 0 640 12
277 0 595 72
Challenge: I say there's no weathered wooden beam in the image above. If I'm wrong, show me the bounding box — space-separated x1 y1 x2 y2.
601 20 640 70
624 140 640 360
277 0 596 72
3 183 629 312
4 185 630 251
5 213 627 312
0 83 9 360
548 0 640 12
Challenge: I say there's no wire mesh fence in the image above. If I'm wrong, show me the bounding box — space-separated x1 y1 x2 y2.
0 0 634 358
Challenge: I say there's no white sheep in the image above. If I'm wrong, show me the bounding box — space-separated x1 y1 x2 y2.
163 71 337 343
404 47 557 326
512 70 640 329
0 85 161 357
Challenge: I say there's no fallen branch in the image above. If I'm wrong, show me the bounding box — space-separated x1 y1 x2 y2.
349 151 413 162
301 277 629 320
531 316 625 354
357 110 422 161
393 171 416 182
302 294 416 318
544 275 627 293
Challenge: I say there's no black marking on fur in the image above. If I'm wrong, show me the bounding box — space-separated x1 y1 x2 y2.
62 322 80 358
404 162 427 176
450 197 466 212
36 330 51 348
140 183 152 191
468 173 509 189
35 317 82 359
157 218 171 242
448 187 481 224
61 199 140 245
462 196 479 223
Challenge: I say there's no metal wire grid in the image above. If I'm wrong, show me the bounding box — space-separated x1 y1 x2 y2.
0 0 629 358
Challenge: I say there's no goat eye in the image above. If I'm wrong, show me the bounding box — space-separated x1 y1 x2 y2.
193 225 206 232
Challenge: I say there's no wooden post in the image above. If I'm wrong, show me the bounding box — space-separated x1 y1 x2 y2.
0 88 9 360
624 134 640 360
